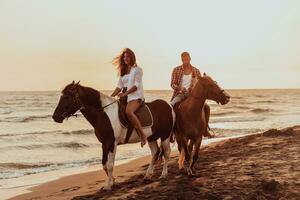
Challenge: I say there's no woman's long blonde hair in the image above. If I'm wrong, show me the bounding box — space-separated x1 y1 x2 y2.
113 48 136 77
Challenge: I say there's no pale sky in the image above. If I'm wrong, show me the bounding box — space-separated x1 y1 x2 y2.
0 0 300 91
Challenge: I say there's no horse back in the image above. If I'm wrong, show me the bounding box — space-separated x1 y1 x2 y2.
146 99 174 142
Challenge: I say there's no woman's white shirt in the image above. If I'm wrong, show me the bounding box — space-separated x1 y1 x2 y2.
117 66 145 102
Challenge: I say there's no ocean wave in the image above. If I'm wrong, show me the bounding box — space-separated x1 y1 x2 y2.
210 116 266 123
0 114 54 123
0 110 12 115
0 129 93 137
0 158 101 180
225 105 253 110
0 162 52 170
231 96 244 99
4 142 91 150
211 111 238 116
0 113 83 123
255 100 277 103
210 128 262 137
250 108 272 113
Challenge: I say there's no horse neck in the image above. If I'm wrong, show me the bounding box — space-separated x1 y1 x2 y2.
79 91 118 129
99 92 116 108
185 85 207 113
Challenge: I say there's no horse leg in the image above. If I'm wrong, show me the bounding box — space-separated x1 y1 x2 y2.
186 140 196 177
102 143 117 190
144 141 159 180
190 137 203 174
160 138 171 179
188 140 194 162
102 144 109 177
180 136 191 174
177 134 186 172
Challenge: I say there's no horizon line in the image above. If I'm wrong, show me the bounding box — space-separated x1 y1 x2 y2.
0 87 300 92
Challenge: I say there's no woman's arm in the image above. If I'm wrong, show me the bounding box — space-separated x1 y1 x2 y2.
119 67 141 97
111 87 122 97
111 77 123 97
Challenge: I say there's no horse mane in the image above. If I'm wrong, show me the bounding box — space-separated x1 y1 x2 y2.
62 83 103 109
80 86 103 109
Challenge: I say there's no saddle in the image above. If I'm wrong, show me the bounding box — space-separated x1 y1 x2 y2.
118 94 153 143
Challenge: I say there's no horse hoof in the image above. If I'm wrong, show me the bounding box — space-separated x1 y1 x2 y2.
187 169 195 177
179 168 185 175
143 176 152 182
188 173 195 178
101 185 112 191
159 174 167 180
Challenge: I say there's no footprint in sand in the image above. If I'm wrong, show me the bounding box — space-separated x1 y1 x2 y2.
61 186 80 192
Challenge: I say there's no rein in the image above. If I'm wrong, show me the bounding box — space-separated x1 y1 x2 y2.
100 99 119 110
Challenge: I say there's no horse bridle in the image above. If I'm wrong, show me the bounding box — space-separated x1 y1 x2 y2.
61 91 118 119
190 87 225 100
60 92 83 119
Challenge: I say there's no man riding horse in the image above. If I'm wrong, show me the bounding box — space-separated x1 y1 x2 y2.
170 51 213 138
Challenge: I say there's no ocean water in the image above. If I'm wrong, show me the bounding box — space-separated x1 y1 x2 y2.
0 89 300 190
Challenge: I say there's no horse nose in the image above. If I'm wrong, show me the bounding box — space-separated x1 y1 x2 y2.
52 114 57 121
224 91 231 99
52 114 61 123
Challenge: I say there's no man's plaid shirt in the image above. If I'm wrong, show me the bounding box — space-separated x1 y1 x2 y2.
170 65 201 100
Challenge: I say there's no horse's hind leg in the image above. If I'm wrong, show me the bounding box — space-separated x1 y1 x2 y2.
144 141 159 180
160 138 171 179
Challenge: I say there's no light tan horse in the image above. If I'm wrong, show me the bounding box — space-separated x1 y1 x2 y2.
174 74 230 176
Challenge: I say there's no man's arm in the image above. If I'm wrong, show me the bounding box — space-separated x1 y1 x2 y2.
171 68 180 91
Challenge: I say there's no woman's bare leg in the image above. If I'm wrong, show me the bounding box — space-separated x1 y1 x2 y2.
126 100 147 147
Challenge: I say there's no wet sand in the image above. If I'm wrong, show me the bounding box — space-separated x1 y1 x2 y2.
10 126 300 200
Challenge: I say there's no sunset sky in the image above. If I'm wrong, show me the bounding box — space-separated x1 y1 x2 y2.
1 0 300 91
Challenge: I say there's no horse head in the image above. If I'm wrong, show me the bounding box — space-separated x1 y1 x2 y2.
192 74 230 105
52 80 82 123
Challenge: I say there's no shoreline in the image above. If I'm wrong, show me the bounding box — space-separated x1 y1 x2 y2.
8 127 300 199
3 134 251 200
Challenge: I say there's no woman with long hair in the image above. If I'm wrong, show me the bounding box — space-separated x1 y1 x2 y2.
111 48 147 147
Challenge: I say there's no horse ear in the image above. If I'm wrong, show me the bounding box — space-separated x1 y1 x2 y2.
203 72 207 77
72 80 75 85
75 81 80 85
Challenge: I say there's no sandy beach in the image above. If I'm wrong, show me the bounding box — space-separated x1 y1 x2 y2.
9 126 300 200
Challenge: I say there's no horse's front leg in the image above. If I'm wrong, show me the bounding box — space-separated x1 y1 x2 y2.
177 134 189 174
188 137 202 177
144 141 159 181
102 142 117 190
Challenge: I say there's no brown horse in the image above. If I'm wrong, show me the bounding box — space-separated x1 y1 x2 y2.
175 74 230 176
52 81 175 190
